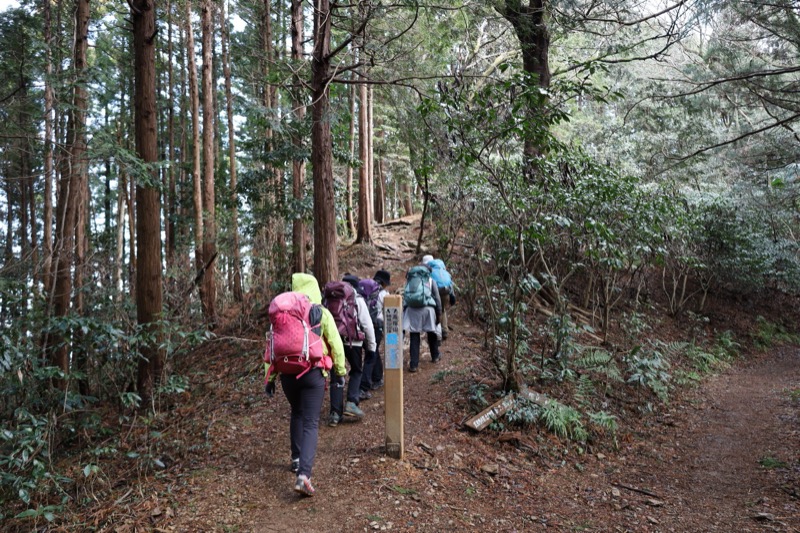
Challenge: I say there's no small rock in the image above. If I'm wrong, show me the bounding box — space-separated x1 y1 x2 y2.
481 463 500 475
647 516 659 525
646 498 665 507
752 512 776 522
596 453 606 460
612 488 621 498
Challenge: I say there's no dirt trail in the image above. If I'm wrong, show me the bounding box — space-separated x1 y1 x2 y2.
634 348 800 532
163 218 799 532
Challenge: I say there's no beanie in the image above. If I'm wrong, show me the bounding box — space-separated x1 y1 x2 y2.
374 269 391 287
342 273 360 289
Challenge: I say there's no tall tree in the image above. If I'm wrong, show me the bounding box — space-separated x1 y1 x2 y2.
131 0 165 402
355 80 371 243
346 82 356 237
49 0 90 389
42 0 55 294
186 0 204 307
221 0 242 300
310 0 338 283
290 0 308 273
200 0 217 326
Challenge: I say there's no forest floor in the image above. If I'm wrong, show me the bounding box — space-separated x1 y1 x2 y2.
41 215 800 532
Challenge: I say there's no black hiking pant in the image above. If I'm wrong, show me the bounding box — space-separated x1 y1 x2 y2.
280 368 325 479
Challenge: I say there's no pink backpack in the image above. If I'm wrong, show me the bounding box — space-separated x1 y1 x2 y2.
264 292 327 380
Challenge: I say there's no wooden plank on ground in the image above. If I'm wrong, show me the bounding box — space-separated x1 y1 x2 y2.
464 393 518 431
464 387 553 432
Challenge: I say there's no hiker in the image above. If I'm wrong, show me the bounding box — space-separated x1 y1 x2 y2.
423 256 456 340
360 269 391 393
402 259 442 372
264 272 347 497
323 274 376 426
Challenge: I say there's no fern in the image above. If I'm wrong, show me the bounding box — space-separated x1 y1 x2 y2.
575 374 595 409
575 348 623 383
587 410 618 434
539 401 589 442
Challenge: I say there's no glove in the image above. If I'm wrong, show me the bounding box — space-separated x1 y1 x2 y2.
449 293 456 306
265 381 276 398
332 374 345 387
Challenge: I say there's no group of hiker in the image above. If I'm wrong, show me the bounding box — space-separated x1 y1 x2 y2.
263 256 455 497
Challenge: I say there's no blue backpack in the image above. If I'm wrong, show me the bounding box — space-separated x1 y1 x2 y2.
428 259 452 289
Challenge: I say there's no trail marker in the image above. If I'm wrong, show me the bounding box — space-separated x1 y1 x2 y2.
383 295 403 458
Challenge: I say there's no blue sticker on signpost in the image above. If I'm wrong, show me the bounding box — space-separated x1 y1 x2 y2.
386 332 400 369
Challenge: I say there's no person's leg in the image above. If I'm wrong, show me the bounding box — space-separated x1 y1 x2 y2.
409 332 420 370
371 321 384 386
329 372 344 419
280 374 303 463
345 345 364 404
438 288 450 339
297 369 326 479
427 331 440 362
361 349 375 392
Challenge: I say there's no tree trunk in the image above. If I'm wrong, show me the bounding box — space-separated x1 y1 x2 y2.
311 0 338 284
186 0 203 298
132 0 165 405
291 0 307 273
355 81 371 243
201 0 217 326
497 0 551 161
367 84 374 223
42 0 55 294
346 83 356 238
221 0 242 301
166 0 176 269
375 153 385 224
50 0 90 391
402 182 413 216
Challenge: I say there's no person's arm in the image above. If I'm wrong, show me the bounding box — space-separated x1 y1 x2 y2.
377 290 386 319
321 308 347 376
431 279 442 314
357 298 377 351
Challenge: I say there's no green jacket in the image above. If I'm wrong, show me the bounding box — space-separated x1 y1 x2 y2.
291 273 347 377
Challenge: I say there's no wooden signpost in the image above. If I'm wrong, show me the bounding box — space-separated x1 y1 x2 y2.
383 295 404 458
463 385 550 431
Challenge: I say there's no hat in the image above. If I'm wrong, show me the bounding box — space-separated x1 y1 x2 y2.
342 273 360 289
421 254 434 265
374 269 391 287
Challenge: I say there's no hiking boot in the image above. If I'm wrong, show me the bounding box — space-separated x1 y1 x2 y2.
431 355 441 363
359 389 372 401
328 412 341 427
408 366 418 373
344 401 364 419
290 458 299 473
371 380 384 390
294 474 315 497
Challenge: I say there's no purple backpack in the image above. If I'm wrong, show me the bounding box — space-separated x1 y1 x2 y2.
358 278 382 326
322 281 365 344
